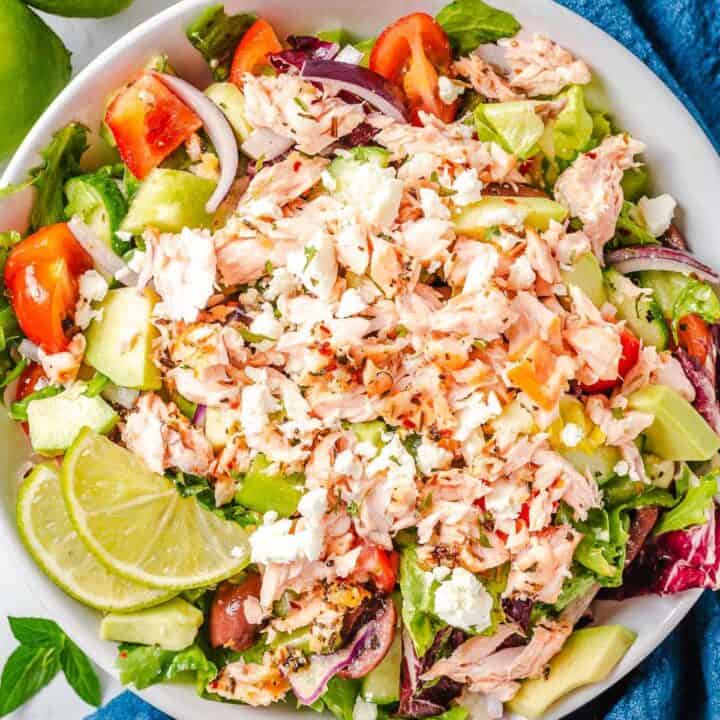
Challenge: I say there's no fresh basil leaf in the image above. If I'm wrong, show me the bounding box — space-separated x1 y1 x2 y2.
61 638 101 707
0 645 61 717
186 5 257 81
437 0 521 55
8 617 64 649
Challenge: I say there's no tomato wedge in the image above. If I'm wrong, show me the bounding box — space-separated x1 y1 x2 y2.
230 19 282 83
105 72 202 180
370 13 456 124
352 545 400 593
4 223 92 354
582 328 641 393
677 313 713 366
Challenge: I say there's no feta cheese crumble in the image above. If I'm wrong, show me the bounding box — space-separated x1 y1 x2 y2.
434 567 493 632
438 75 466 105
560 422 584 448
451 169 484 207
638 194 676 237
416 438 453 475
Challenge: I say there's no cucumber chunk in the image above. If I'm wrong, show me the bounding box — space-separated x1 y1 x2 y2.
85 287 162 390
560 252 605 307
65 173 128 250
604 268 669 349
453 196 568 235
27 386 118 456
205 82 253 141
634 270 690 319
361 631 402 704
507 625 636 719
121 169 217 234
235 454 305 517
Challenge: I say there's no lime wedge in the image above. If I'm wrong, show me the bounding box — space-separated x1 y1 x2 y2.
61 429 250 590
17 463 174 612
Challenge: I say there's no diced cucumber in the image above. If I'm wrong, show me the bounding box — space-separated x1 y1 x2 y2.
205 405 243 449
235 454 305 517
603 269 669 349
270 626 312 652
205 82 253 141
350 420 388 449
453 196 568 236
361 631 402 704
85 287 162 390
560 252 605 307
634 270 690 319
329 148 390 197
65 173 128 251
475 101 545 159
27 387 118 456
561 445 620 485
121 169 217 234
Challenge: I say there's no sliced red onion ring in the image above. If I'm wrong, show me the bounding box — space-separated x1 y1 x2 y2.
606 245 720 284
301 60 408 123
288 623 374 704
68 217 135 284
335 45 364 65
152 72 238 214
192 403 207 427
241 128 294 162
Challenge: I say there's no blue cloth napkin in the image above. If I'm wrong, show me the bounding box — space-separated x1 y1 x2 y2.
86 2 720 719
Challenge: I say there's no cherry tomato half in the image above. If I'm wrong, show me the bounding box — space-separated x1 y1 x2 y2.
105 72 202 180
4 223 93 354
582 328 641 393
352 545 400 593
370 13 456 124
677 313 713 367
230 19 283 83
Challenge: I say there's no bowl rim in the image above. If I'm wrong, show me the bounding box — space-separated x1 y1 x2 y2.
0 1 712 718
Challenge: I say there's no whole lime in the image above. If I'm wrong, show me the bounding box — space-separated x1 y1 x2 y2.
23 0 134 17
0 0 71 160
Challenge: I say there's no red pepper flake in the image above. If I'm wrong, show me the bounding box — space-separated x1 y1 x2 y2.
587 151 597 159
293 160 302 172
119 651 128 659
519 160 533 174
318 342 333 356
496 529 508 543
519 501 530 524
402 418 416 429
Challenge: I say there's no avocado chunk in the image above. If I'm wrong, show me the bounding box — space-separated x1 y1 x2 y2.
562 445 620 486
604 269 669 349
121 169 216 234
361 630 402 704
507 625 636 719
560 252 606 308
100 597 201 652
628 385 720 461
27 386 118 456
453 196 568 236
235 454 305 517
205 82 253 141
85 287 161 391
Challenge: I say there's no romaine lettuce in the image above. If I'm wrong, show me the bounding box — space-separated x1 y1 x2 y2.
655 471 719 535
436 0 521 55
552 86 594 161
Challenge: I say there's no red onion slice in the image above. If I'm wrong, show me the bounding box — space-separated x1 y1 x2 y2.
68 217 136 284
241 128 294 162
606 245 720 284
192 403 207 427
301 60 408 123
289 623 374 704
152 72 238 214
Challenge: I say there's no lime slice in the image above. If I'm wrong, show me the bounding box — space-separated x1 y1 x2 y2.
17 463 174 612
61 429 250 590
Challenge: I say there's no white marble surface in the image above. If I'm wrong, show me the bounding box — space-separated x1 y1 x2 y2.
0 5 178 718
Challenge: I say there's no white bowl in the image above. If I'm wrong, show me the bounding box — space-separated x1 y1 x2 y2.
0 1 716 718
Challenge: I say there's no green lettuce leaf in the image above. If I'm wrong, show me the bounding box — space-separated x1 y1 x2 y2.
316 677 361 720
655 471 719 535
436 0 521 55
186 4 257 81
612 201 657 247
399 545 443 656
552 86 594 161
621 165 650 203
673 279 720 328
117 643 217 694
0 123 89 232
